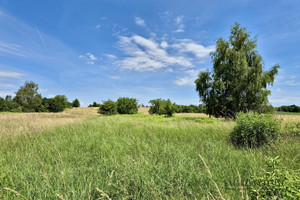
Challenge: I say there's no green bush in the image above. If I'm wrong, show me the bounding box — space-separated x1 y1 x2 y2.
249 157 300 199
72 99 80 107
148 98 175 117
148 99 166 115
165 99 175 117
117 97 138 114
99 100 117 115
230 112 281 148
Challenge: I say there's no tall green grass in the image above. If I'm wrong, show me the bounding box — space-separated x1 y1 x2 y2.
0 115 299 199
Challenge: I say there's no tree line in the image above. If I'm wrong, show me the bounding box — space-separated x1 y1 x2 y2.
276 105 300 113
0 81 80 112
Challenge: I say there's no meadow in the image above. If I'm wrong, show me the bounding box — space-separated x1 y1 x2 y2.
0 108 299 199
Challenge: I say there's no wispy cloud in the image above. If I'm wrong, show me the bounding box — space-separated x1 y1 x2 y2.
135 17 146 26
174 15 185 33
79 52 97 64
174 69 201 86
0 69 25 79
116 34 213 72
107 75 120 80
104 54 117 59
0 42 27 57
172 39 214 61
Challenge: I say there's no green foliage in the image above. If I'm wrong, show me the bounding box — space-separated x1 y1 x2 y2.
72 99 80 107
0 97 5 111
149 99 166 115
165 99 175 117
173 104 206 113
14 81 42 112
39 96 70 112
149 99 176 116
88 102 101 107
195 23 279 119
283 122 300 137
249 157 300 199
99 100 117 115
277 104 300 112
117 97 138 114
230 112 281 148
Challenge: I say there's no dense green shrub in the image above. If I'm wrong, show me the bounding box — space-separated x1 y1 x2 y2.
165 99 175 117
148 99 166 115
149 99 175 117
88 102 101 107
249 157 300 199
99 100 117 115
230 112 281 148
72 99 80 107
117 97 138 114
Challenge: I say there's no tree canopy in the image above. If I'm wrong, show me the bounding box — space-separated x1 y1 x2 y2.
14 81 42 112
195 23 279 118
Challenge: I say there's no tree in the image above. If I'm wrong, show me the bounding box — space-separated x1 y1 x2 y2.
72 99 80 107
148 99 166 115
98 100 117 115
14 81 42 112
195 23 279 118
117 97 138 114
165 99 175 117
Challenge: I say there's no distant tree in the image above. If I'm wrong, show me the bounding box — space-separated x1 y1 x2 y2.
0 97 5 111
117 97 138 114
88 102 101 107
72 99 80 107
277 105 300 112
149 99 166 115
195 23 279 118
14 81 42 112
99 100 117 115
165 99 175 117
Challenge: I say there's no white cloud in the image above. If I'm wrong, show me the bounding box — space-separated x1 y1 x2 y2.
160 41 168 49
104 54 117 59
0 42 27 57
172 39 215 60
135 17 146 26
107 75 120 80
174 69 201 86
0 70 25 78
174 15 185 33
79 52 97 64
96 24 101 29
116 35 213 72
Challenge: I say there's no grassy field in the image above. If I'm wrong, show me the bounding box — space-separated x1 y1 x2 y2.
0 108 299 199
276 111 300 116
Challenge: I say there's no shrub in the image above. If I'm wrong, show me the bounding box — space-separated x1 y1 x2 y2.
72 99 80 107
148 99 166 115
99 100 117 115
165 99 175 117
117 97 138 114
230 112 281 148
249 157 300 199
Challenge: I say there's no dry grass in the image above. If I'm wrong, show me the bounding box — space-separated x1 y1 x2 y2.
0 107 98 137
138 107 150 114
275 114 300 123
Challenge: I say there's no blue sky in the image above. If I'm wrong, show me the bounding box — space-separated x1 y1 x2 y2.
0 0 299 106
